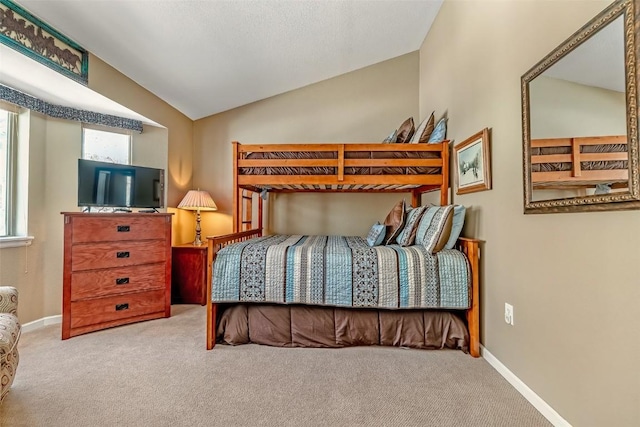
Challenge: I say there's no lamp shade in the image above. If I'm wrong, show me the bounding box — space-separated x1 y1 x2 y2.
177 190 218 211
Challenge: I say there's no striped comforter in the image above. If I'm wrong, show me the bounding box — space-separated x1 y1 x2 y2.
212 235 471 309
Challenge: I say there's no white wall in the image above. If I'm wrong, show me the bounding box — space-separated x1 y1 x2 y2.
530 76 626 138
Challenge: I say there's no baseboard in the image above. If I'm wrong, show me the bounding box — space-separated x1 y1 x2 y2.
481 345 571 427
21 315 62 333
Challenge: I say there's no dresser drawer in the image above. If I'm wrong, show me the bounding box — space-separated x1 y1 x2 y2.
70 216 167 243
69 289 166 329
71 263 165 301
72 240 166 271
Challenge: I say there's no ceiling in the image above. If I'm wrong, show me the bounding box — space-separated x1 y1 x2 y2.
542 14 624 93
9 0 444 121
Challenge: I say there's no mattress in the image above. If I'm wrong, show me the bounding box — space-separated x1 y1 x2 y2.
212 235 471 309
240 150 441 175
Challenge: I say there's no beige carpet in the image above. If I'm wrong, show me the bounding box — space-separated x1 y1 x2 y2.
1 305 550 427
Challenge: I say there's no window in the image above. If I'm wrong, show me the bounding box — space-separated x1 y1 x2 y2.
82 127 131 164
0 104 32 248
0 108 17 237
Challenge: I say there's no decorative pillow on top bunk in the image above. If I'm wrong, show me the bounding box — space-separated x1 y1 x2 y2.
395 117 415 143
382 129 398 143
408 112 435 143
427 117 447 143
414 205 455 253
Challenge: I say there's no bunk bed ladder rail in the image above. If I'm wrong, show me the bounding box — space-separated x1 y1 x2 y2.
233 141 264 233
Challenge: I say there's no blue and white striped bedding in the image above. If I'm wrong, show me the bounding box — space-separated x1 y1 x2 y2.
212 235 471 309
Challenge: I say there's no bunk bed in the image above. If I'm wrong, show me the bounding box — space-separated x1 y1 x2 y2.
206 141 481 357
531 135 628 190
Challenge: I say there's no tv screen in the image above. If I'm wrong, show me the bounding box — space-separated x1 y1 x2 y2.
78 159 164 208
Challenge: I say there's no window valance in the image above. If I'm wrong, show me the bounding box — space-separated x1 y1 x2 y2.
0 84 143 133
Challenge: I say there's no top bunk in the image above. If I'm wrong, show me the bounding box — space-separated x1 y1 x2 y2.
233 141 450 197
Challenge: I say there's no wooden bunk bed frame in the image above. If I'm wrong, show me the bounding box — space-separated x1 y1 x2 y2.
531 135 628 189
206 141 481 357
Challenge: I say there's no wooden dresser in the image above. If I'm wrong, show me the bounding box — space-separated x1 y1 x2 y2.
61 212 172 339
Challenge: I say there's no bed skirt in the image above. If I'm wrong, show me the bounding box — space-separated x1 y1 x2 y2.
216 304 469 352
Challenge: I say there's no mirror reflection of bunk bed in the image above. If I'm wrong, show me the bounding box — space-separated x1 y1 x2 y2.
531 135 628 193
206 141 481 357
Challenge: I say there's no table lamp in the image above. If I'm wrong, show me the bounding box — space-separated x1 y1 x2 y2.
177 189 218 245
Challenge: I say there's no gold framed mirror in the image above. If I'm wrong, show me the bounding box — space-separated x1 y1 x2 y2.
522 0 640 213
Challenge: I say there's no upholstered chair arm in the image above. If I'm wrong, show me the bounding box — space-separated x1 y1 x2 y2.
0 287 18 316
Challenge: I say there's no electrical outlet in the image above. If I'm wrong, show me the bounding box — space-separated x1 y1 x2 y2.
504 303 514 325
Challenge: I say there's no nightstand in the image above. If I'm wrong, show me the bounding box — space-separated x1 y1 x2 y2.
171 243 208 305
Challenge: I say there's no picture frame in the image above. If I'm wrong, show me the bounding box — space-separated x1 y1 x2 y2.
454 128 492 195
0 0 89 84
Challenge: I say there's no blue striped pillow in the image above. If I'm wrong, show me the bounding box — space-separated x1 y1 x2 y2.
414 205 454 253
395 206 427 246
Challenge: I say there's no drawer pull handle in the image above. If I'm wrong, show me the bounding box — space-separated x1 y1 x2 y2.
116 251 130 258
115 277 129 285
115 303 129 311
117 225 130 232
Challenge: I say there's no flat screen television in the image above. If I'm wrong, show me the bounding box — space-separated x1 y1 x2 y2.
77 159 164 209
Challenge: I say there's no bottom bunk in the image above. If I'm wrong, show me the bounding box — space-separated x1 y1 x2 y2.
206 226 481 357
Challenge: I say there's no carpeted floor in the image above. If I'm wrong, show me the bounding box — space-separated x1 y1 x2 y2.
1 305 551 427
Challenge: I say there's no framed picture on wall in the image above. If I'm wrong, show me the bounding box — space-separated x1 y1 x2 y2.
454 128 492 195
0 0 89 84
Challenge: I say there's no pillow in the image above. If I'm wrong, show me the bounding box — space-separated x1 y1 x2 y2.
427 117 447 143
409 112 435 144
382 129 398 143
396 117 415 143
383 199 406 245
414 205 454 253
395 206 427 246
443 205 466 250
366 222 387 246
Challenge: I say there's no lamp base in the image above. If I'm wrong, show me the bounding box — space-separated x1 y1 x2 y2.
193 211 203 246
